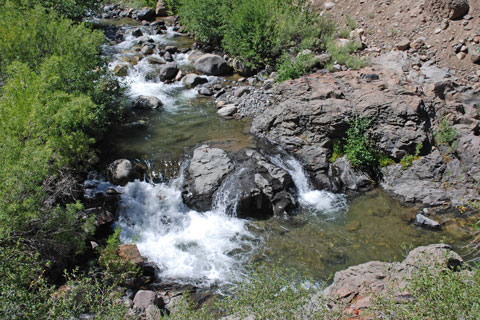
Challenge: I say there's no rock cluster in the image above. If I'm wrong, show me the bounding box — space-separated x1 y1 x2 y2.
182 145 297 218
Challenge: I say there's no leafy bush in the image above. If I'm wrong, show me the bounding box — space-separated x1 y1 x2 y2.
371 265 480 319
277 52 317 82
0 242 129 319
345 14 357 30
344 117 376 167
177 0 230 46
435 117 458 149
325 40 366 70
400 142 423 169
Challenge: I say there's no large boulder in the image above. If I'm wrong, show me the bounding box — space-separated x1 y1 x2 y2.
182 73 208 88
159 63 178 81
182 146 297 217
426 0 470 21
250 68 431 191
182 146 235 211
106 159 142 186
132 95 163 110
216 149 297 218
329 157 374 191
193 54 232 76
311 244 464 318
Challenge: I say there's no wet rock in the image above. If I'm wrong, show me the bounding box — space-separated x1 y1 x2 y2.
415 213 441 230
163 51 173 62
159 63 178 81
147 56 166 65
216 149 297 218
329 157 374 191
107 159 141 186
182 73 208 88
113 64 129 77
193 54 232 76
165 45 178 54
132 28 143 37
141 45 154 55
182 146 234 211
132 95 163 110
119 244 144 266
217 104 237 117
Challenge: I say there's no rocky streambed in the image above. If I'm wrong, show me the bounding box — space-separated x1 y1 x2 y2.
82 4 479 318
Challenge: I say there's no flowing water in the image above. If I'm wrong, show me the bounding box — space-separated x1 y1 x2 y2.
88 18 472 290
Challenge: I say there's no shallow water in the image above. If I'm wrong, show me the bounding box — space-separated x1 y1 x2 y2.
92 18 472 290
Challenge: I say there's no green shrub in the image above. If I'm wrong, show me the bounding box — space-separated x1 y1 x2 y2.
0 242 129 319
177 0 230 46
222 0 279 70
400 142 423 169
276 52 318 82
329 141 344 163
344 117 376 167
345 14 357 30
325 40 367 70
435 117 458 149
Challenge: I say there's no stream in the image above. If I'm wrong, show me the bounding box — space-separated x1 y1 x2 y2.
87 17 471 291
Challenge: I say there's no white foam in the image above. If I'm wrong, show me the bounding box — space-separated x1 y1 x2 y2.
269 155 348 214
116 179 256 287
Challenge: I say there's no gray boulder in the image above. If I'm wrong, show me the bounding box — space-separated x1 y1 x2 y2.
132 95 163 110
193 54 232 76
133 290 161 311
182 73 208 88
220 149 297 218
329 157 374 191
217 104 237 117
182 146 234 211
159 63 178 81
106 159 141 186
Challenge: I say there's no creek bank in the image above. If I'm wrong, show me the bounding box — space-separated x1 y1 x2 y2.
217 57 480 213
310 243 465 319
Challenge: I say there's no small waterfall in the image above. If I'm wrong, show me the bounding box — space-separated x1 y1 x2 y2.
269 154 348 214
